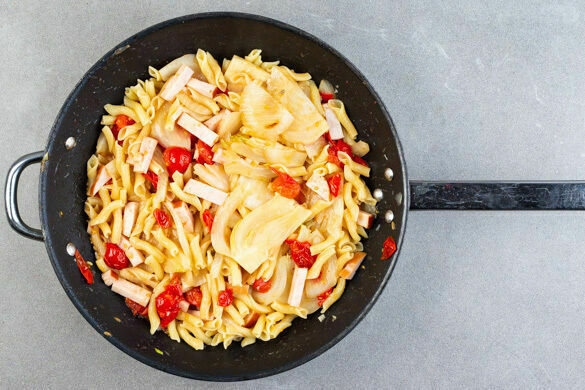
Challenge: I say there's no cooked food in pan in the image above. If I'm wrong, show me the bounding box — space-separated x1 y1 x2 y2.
83 49 393 349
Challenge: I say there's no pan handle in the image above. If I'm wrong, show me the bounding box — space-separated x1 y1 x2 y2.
5 151 45 241
409 181 585 210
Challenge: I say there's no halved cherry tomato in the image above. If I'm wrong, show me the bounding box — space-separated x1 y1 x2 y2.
217 289 234 307
110 115 135 145
184 286 203 308
110 115 135 139
196 140 214 165
327 173 342 197
163 146 192 175
252 278 272 293
269 167 301 199
74 250 93 284
202 209 214 231
153 208 172 229
381 236 397 260
144 171 158 190
125 298 148 317
115 114 135 129
317 288 333 307
155 282 183 328
326 139 369 168
285 239 316 268
320 91 334 102
104 243 130 270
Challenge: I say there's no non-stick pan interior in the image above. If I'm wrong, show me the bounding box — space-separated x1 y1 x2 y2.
39 13 408 380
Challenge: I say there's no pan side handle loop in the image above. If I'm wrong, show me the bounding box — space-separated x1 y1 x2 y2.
4 151 45 241
409 181 585 210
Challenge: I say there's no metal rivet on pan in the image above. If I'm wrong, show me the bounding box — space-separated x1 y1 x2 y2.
373 188 383 200
385 210 394 223
66 242 76 256
65 137 76 150
384 168 394 181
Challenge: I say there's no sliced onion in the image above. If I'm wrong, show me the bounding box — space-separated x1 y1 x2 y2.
319 79 335 95
319 79 335 101
305 258 337 298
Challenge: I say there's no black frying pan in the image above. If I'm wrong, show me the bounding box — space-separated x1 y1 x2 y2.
5 13 585 382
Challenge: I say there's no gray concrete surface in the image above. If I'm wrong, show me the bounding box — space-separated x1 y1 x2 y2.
2 0 585 388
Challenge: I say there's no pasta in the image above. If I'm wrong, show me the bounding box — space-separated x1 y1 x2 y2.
84 49 379 350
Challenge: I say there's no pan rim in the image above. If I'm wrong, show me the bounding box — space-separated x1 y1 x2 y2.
38 11 409 381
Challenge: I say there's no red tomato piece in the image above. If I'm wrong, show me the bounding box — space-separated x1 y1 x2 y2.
327 173 342 197
317 288 333 307
110 115 135 142
144 171 158 190
109 125 123 146
196 140 215 165
381 236 397 260
184 286 202 308
217 289 234 307
115 114 135 129
325 137 370 168
269 167 301 199
104 243 130 270
202 209 214 231
153 208 172 229
320 91 334 102
252 278 272 293
110 124 120 139
327 144 343 168
163 146 192 175
155 282 183 328
125 298 148 317
335 140 353 156
334 139 369 167
352 155 369 167
285 239 316 268
74 250 93 284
